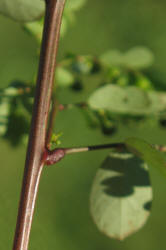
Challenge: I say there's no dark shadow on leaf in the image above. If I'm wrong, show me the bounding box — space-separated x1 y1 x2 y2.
102 176 133 196
101 155 151 197
144 201 152 211
4 97 30 146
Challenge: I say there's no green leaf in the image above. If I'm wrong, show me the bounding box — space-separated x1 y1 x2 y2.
100 47 154 70
125 137 166 177
0 0 45 22
65 0 87 11
48 132 63 150
88 84 166 116
4 97 30 146
100 50 124 67
88 85 149 115
90 152 152 240
55 67 74 87
23 18 44 43
124 47 154 69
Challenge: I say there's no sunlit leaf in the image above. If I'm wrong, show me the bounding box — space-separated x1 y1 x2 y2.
24 18 44 43
88 84 166 116
124 47 154 69
55 67 74 87
100 47 154 69
0 0 45 22
88 85 149 115
90 152 152 240
100 50 124 67
125 137 166 178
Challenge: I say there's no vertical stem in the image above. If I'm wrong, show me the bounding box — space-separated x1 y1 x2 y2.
12 1 66 250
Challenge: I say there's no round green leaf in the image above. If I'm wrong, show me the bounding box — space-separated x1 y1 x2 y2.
88 85 166 116
0 0 45 22
147 91 166 113
55 67 74 87
90 152 152 240
124 47 154 69
100 47 154 69
125 137 166 177
100 50 124 67
88 85 150 115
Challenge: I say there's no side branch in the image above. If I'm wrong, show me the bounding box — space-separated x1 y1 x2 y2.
44 143 125 165
64 143 125 154
44 142 166 166
12 1 66 250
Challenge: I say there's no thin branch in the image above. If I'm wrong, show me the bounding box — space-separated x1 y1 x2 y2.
64 143 125 154
44 142 166 166
12 1 66 250
44 143 125 165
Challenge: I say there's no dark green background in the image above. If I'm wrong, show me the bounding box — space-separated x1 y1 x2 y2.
0 0 166 249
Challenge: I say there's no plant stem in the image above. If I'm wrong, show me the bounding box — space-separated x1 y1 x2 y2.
44 143 125 165
44 142 166 166
64 143 125 154
58 102 88 111
12 1 66 250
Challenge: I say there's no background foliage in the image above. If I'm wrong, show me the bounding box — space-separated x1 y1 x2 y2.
1 0 166 249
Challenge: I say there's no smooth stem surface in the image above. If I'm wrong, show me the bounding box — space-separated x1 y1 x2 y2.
12 1 66 250
64 143 125 154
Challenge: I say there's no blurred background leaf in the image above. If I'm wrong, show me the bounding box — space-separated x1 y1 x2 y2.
0 0 45 22
1 0 166 250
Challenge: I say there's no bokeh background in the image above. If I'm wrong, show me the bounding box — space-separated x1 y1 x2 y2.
1 0 166 249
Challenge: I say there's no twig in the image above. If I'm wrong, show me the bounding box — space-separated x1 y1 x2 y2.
12 1 66 250
44 143 125 165
64 143 125 154
44 142 166 166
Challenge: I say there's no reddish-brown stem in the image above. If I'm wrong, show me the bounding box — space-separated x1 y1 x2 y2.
12 1 66 250
44 143 125 165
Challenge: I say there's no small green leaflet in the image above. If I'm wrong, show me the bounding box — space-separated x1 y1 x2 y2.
90 152 152 240
0 0 45 22
125 137 166 178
